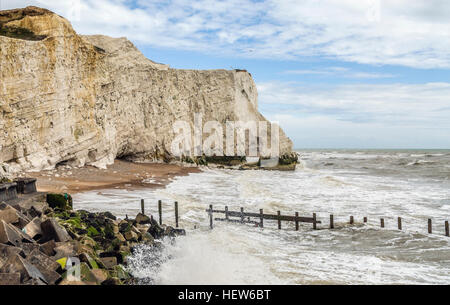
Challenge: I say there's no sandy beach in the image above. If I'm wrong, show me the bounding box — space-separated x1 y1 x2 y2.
26 160 201 194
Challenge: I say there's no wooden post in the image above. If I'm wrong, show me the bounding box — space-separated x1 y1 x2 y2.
428 219 432 234
209 205 213 229
240 207 244 223
313 213 317 230
174 201 179 228
363 217 367 223
398 217 402 230
380 218 384 228
445 221 449 237
158 200 162 225
277 211 281 229
260 209 264 228
350 216 354 224
225 206 229 221
330 214 334 229
141 199 145 215
295 212 299 231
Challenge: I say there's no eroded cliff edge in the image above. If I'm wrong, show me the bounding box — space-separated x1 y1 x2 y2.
0 6 296 177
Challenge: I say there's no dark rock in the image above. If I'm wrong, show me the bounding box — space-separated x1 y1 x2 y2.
76 262 98 284
0 205 20 224
110 265 130 280
205 156 245 166
16 213 31 229
99 251 123 264
26 249 61 284
101 277 121 285
106 237 122 252
279 153 299 165
0 273 21 285
75 228 88 235
119 220 132 233
173 228 186 236
91 269 108 284
23 277 47 285
21 243 40 256
168 226 186 236
77 210 90 216
40 218 72 242
124 230 138 242
79 253 98 269
0 244 25 260
140 232 154 244
46 193 72 211
99 211 116 220
12 222 35 244
104 223 115 240
115 232 126 243
53 242 77 260
23 217 42 239
26 249 59 271
43 207 53 215
93 216 106 227
135 213 151 224
0 204 33 229
39 240 57 256
66 226 80 240
164 226 176 237
27 206 43 218
95 258 107 270
79 236 97 248
15 201 49 218
0 220 22 246
147 218 165 239
0 254 47 284
100 256 117 269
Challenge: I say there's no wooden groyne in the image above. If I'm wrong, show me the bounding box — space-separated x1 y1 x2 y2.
139 200 449 238
206 205 321 230
204 206 450 238
140 199 180 229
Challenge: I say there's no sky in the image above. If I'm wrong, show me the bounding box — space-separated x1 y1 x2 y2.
2 0 450 149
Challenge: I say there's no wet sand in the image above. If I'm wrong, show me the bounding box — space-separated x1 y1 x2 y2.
26 160 201 194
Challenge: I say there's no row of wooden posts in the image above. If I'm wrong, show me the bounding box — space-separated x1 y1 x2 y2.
139 199 180 228
207 205 450 237
138 200 449 237
206 205 321 230
350 215 449 236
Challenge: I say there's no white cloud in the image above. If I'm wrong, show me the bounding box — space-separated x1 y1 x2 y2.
267 112 450 149
258 81 450 127
283 67 396 79
257 81 450 147
3 0 450 69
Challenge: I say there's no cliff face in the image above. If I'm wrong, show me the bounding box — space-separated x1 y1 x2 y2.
0 7 295 175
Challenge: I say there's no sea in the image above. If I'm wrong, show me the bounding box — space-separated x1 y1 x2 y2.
73 149 450 284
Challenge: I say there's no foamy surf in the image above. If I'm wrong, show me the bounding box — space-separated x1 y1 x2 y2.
73 149 450 284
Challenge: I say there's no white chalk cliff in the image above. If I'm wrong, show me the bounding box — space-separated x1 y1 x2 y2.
0 7 295 176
